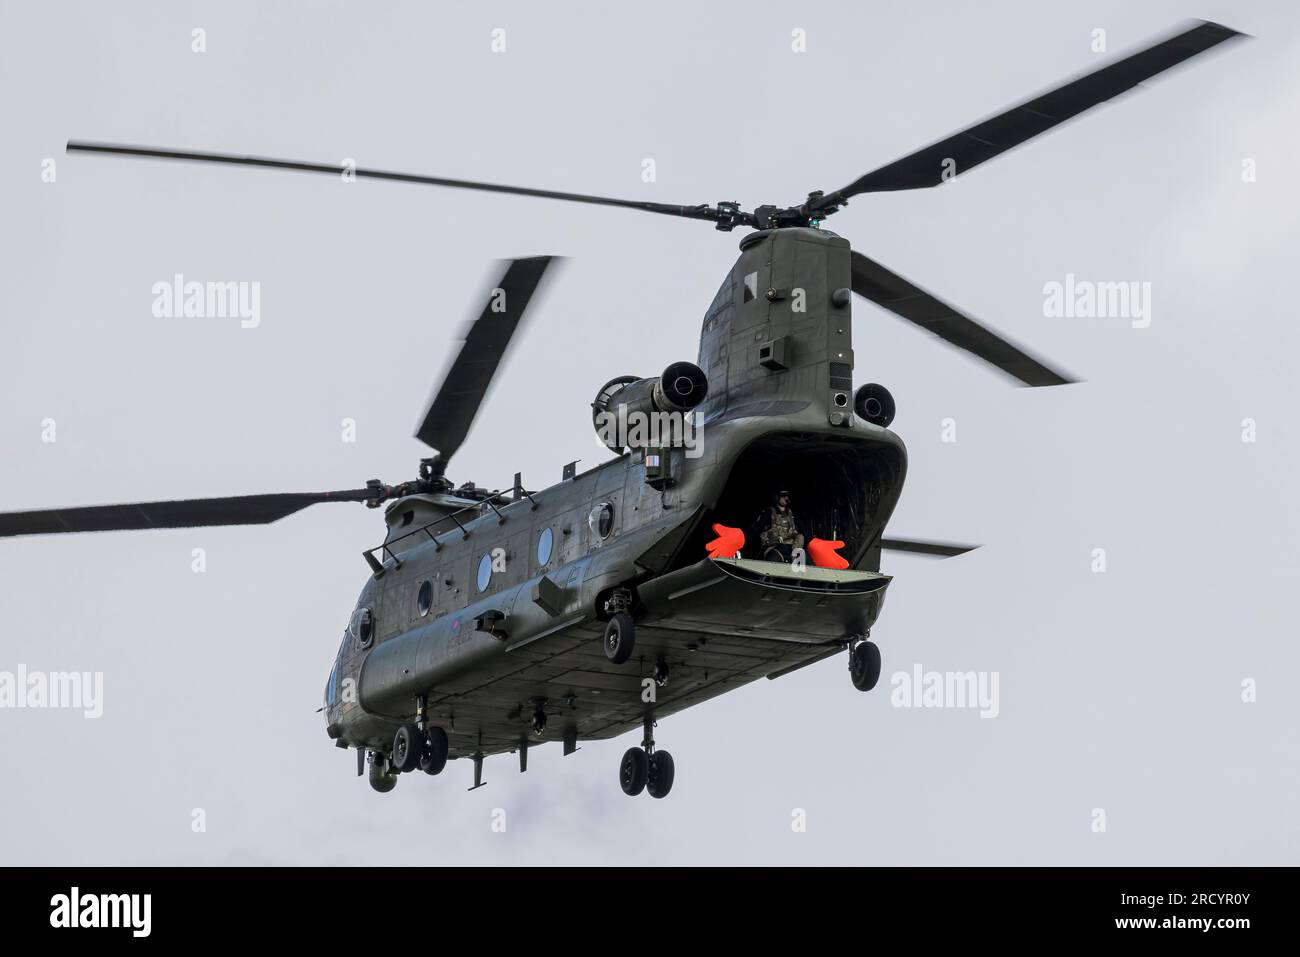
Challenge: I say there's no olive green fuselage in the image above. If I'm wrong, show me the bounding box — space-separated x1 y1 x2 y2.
324 227 908 762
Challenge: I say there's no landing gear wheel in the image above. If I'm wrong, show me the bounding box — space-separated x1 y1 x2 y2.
850 640 882 692
647 750 675 799
368 757 397 794
619 747 648 796
419 726 449 775
604 612 636 665
392 723 425 773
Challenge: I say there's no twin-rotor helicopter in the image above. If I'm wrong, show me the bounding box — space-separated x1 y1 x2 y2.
2 21 1240 797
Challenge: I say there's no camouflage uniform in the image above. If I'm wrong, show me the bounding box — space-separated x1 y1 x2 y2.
760 507 805 550
748 504 809 562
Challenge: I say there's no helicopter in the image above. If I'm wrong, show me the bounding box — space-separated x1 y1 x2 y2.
1 20 1240 797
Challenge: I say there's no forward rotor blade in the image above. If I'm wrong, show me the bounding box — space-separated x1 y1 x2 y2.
0 488 380 538
881 537 979 558
66 141 729 224
850 250 1073 387
826 20 1242 198
415 256 559 463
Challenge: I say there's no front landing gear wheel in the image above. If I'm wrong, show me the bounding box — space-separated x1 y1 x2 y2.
619 747 648 795
647 750 675 799
604 612 636 665
419 727 449 775
392 723 425 773
850 640 882 692
368 756 397 794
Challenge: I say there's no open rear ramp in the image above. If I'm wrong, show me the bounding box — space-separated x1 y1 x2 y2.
637 556 888 643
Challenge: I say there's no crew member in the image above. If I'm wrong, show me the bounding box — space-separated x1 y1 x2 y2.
747 489 809 563
704 488 849 569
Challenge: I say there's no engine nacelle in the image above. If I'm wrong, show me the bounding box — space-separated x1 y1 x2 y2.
592 362 708 451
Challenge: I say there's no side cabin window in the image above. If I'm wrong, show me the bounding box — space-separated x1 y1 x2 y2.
476 553 493 593
349 606 374 648
588 502 614 541
536 527 554 567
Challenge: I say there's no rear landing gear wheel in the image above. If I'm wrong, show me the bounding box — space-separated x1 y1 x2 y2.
647 750 675 799
604 612 636 665
419 726 449 775
368 755 397 793
619 747 648 795
850 640 882 692
392 723 425 773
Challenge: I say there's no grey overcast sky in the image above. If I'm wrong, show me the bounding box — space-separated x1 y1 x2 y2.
2 0 1297 865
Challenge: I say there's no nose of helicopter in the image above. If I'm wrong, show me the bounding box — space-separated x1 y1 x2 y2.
322 659 344 740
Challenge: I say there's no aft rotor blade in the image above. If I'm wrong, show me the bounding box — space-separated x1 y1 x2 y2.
850 250 1073 387
415 256 559 463
65 141 730 224
881 537 979 558
0 488 381 538
826 20 1242 198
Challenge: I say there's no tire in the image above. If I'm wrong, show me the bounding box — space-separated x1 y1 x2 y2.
850 641 882 692
420 726 449 775
619 747 648 796
604 612 636 665
647 750 675 799
392 723 425 773
368 758 397 794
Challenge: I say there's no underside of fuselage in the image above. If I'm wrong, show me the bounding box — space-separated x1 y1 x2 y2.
339 422 905 774
347 561 878 765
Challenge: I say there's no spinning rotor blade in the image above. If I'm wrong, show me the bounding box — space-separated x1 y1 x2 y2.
65 141 733 225
71 21 1242 233
415 256 559 465
850 250 1073 387
881 538 979 558
0 488 383 538
821 20 1242 200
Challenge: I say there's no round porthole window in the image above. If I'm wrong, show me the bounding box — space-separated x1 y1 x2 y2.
476 554 493 592
349 607 374 647
537 527 554 566
417 580 433 617
588 502 614 540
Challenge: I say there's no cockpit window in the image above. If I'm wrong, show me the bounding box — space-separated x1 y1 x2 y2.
325 661 338 708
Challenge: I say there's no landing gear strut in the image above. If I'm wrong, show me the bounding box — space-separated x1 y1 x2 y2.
367 752 397 793
849 635 882 692
619 747 648 795
604 612 635 665
603 588 636 665
392 723 424 773
391 695 450 778
620 717 675 798
419 727 449 775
